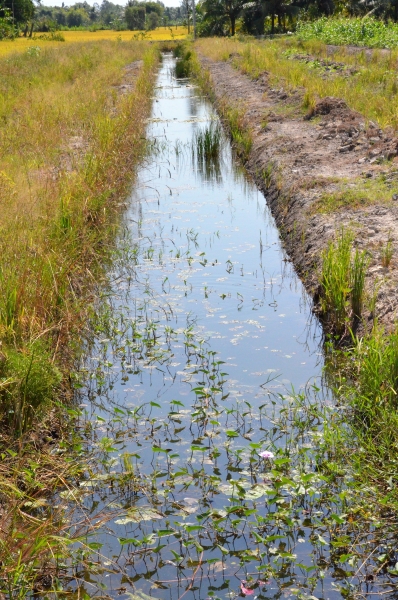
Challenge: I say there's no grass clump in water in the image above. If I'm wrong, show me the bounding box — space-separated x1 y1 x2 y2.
194 122 222 161
174 42 192 78
320 230 369 335
192 122 223 180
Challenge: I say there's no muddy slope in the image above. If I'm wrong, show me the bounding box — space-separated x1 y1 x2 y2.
199 54 398 332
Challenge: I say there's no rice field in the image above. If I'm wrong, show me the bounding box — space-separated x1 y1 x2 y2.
0 26 188 57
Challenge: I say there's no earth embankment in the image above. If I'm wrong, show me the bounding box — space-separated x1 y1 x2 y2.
198 52 398 332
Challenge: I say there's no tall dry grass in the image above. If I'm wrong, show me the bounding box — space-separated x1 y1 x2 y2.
195 37 398 129
0 39 158 595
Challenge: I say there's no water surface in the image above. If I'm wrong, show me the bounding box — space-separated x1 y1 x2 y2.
71 54 365 600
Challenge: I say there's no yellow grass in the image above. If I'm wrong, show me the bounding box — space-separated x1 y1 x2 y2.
0 38 158 414
0 38 159 592
0 26 188 57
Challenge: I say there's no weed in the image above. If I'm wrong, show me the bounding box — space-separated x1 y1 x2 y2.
351 247 369 318
381 237 394 267
320 230 368 333
175 48 192 78
193 122 222 161
303 89 316 117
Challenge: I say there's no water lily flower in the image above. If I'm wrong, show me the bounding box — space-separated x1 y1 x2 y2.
259 450 274 459
241 583 255 595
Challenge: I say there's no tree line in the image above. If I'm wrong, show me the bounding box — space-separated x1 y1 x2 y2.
2 0 398 38
0 0 183 35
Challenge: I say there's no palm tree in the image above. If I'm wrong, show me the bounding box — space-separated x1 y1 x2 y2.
201 0 246 35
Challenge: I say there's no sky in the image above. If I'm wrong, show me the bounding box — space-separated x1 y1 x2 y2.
39 0 181 7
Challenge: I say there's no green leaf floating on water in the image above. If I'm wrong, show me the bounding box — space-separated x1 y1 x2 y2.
115 506 163 525
245 483 271 500
226 430 239 437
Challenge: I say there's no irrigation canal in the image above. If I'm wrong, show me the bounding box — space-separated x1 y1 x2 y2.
71 54 364 600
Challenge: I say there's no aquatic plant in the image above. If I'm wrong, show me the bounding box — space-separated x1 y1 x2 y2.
174 47 192 78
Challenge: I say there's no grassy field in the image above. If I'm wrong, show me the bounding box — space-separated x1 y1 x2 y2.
0 26 188 57
0 38 159 595
195 36 398 128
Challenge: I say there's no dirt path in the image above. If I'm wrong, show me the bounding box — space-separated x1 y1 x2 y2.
199 54 398 332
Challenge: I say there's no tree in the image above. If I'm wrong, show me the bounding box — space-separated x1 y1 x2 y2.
99 0 125 25
66 8 86 26
200 0 245 35
144 1 164 15
146 9 159 26
125 4 145 27
180 0 191 31
54 9 67 25
1 0 34 25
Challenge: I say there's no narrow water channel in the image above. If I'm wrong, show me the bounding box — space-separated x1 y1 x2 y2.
71 55 362 600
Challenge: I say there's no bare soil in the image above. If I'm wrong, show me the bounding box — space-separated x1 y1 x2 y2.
199 54 398 333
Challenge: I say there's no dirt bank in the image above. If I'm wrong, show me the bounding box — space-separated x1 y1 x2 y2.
198 53 398 333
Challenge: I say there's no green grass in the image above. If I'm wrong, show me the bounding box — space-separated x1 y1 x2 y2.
188 48 253 160
320 230 369 334
313 173 398 214
297 16 398 49
174 42 192 77
195 36 398 129
193 122 222 161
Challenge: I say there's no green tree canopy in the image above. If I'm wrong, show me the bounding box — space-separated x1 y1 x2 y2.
125 4 145 27
1 0 34 24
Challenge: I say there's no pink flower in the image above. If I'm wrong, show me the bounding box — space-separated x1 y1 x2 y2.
259 450 274 459
241 583 255 595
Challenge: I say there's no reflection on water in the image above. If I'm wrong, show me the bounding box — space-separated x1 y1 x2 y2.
70 55 389 600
